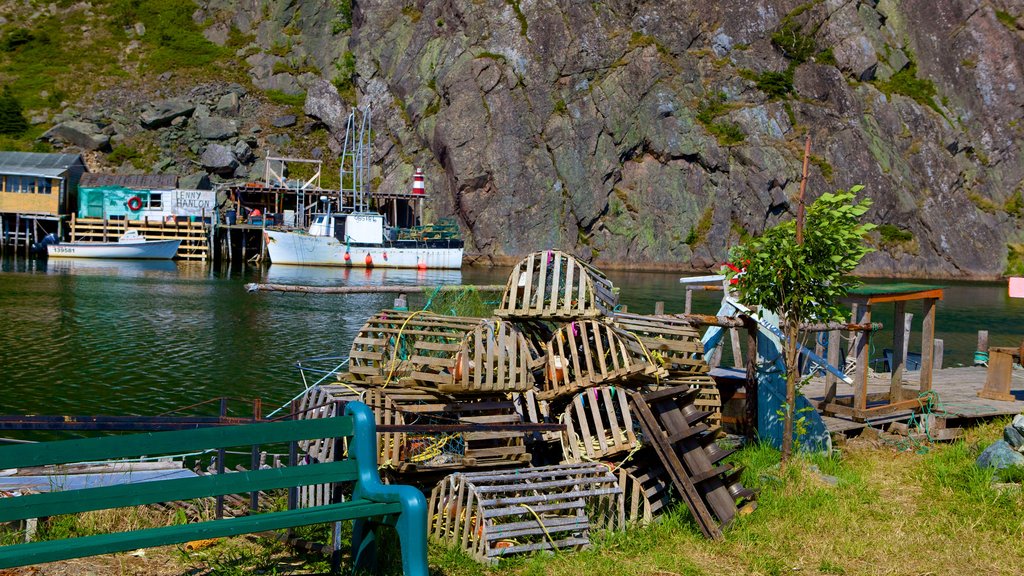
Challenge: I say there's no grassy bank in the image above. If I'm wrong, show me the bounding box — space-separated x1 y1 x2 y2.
6 420 1023 575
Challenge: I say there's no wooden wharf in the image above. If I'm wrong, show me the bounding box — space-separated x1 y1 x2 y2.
801 366 1023 435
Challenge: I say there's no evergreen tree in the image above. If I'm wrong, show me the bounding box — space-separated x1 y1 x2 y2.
0 87 28 136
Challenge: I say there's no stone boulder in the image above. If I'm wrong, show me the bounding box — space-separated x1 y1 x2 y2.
976 440 1024 470
303 78 346 134
1005 424 1024 450
195 116 238 140
200 144 238 175
179 172 212 190
43 121 110 151
271 114 297 128
215 92 239 116
141 99 195 129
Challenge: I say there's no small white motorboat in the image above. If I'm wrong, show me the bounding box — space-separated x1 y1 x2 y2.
45 230 181 260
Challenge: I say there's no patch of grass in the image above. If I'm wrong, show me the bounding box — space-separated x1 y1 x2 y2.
809 154 833 181
968 191 1001 214
552 98 567 115
695 93 745 145
264 89 306 107
755 68 795 99
685 205 714 247
1004 190 1024 218
696 92 730 125
131 0 230 71
332 51 357 104
771 19 816 64
878 223 913 245
107 144 141 166
1005 243 1024 276
873 61 940 113
332 0 353 34
402 5 423 23
707 120 745 145
477 51 507 62
816 47 837 66
995 10 1019 30
506 0 528 37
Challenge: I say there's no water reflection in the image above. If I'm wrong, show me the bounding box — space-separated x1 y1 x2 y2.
264 264 463 287
43 258 179 277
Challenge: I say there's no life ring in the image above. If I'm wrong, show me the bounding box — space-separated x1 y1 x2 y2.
126 196 143 211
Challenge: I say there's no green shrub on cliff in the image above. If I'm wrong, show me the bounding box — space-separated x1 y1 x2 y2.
0 87 28 136
874 62 940 113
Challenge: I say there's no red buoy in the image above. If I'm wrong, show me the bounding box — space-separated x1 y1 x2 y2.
344 252 351 262
365 254 373 267
417 261 428 270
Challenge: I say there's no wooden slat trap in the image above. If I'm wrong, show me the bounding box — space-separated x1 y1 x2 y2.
666 375 723 430
612 312 708 376
627 386 756 540
297 384 532 473
495 251 618 320
428 463 620 563
541 320 650 401
348 310 539 393
559 386 643 464
590 461 673 532
511 390 556 444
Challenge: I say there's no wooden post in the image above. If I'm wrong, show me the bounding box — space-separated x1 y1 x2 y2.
654 301 665 315
890 301 908 399
730 327 743 368
824 329 840 406
919 298 937 393
853 302 870 412
685 289 693 314
216 398 227 520
933 339 944 370
976 330 989 365
744 317 758 439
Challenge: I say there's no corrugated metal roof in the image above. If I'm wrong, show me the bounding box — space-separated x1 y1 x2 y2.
0 152 83 177
79 173 178 190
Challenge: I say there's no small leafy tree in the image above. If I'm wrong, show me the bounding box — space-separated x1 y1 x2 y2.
727 186 875 460
0 87 28 136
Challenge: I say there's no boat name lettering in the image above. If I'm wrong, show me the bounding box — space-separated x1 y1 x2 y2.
51 247 75 254
352 215 378 222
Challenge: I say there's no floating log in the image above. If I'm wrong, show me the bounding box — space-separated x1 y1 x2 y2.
428 463 620 563
495 251 617 320
244 283 505 294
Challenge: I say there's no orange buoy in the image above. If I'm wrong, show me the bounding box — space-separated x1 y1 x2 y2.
365 253 373 267
343 251 351 262
547 355 566 382
417 261 428 270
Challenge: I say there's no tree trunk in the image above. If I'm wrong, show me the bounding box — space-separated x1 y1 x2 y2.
781 320 800 462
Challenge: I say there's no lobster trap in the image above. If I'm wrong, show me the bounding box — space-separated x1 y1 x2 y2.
428 463 620 563
590 461 673 532
559 386 643 464
495 251 618 320
295 384 532 474
348 310 539 393
540 320 654 401
611 312 708 376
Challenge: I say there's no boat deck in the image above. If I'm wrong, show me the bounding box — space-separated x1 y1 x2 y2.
802 366 1024 434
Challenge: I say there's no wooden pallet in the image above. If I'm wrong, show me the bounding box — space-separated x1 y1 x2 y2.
69 215 210 261
428 463 620 563
591 460 673 532
559 386 642 464
348 311 540 393
626 386 756 540
495 251 617 320
611 312 708 375
540 320 651 401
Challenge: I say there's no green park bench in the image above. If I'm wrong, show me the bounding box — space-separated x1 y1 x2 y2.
0 402 428 575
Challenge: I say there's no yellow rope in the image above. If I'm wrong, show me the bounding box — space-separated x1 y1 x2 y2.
519 503 559 552
383 309 427 388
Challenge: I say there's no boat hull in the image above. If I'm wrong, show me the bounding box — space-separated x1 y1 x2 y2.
265 231 463 269
46 240 182 260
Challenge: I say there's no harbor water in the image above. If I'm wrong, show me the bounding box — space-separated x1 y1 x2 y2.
2 256 1023 419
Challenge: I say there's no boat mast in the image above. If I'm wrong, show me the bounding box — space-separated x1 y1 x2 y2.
340 105 373 213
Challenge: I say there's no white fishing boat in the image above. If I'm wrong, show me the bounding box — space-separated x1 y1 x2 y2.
265 212 463 269
263 106 463 269
45 230 181 260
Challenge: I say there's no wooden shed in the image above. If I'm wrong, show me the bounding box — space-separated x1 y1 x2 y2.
495 251 617 320
0 152 84 217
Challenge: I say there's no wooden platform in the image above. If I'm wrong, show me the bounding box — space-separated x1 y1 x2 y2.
803 366 1023 434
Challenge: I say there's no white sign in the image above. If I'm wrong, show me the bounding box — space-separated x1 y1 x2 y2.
168 189 215 216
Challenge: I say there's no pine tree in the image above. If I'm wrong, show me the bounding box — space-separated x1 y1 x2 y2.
0 87 28 136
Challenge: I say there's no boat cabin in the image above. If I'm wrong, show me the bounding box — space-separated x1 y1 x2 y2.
310 212 385 244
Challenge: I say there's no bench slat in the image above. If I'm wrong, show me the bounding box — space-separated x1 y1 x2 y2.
0 417 354 469
0 499 401 569
0 460 360 522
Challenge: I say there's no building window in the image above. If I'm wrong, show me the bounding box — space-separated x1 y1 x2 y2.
148 192 162 209
37 178 51 194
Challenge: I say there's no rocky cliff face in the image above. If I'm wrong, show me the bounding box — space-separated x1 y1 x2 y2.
38 0 1024 277
342 0 1024 278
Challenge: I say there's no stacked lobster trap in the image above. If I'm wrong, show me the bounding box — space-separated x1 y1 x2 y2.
295 250 756 559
